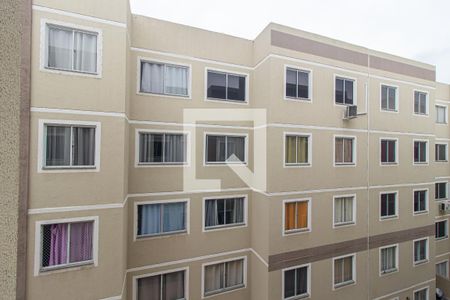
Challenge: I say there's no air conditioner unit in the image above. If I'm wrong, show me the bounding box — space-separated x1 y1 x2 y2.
439 201 450 212
344 105 358 119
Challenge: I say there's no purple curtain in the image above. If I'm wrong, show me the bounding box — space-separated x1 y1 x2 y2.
69 222 93 263
49 223 68 266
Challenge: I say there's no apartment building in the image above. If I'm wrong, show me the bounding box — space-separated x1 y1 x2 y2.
8 0 449 299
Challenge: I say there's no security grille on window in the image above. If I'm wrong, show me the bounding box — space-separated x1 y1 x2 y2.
414 288 428 300
46 24 98 74
335 77 354 105
436 220 448 240
207 70 246 102
334 256 354 287
137 270 185 300
206 135 245 163
286 68 310 100
380 246 397 274
139 132 187 164
204 197 245 229
285 200 309 233
284 265 309 299
334 196 354 226
414 141 427 163
381 85 397 111
436 105 447 124
380 193 397 219
140 61 189 96
413 239 428 264
436 182 448 200
45 125 96 168
137 202 186 237
381 139 396 164
436 261 448 278
41 221 94 270
414 190 427 213
436 144 447 162
414 91 427 115
204 259 244 296
285 135 309 165
335 137 355 165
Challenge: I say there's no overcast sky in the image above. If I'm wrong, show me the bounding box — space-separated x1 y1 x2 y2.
130 0 450 84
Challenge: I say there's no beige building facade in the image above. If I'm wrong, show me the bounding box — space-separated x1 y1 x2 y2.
5 0 450 299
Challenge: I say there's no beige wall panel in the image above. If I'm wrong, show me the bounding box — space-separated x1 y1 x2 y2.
250 192 270 260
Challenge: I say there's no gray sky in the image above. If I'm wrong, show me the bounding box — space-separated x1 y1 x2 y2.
130 0 450 83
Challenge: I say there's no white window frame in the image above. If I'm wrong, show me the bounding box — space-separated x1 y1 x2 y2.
412 188 429 216
435 104 448 124
133 198 190 241
40 19 103 78
202 194 248 232
380 137 399 166
332 253 356 290
203 132 248 166
134 128 191 168
435 181 448 201
379 244 399 276
37 119 101 173
379 191 399 221
284 65 313 102
281 263 311 300
283 132 312 168
435 143 448 162
204 67 250 105
136 56 192 99
413 90 429 116
332 194 357 228
436 259 449 279
282 198 312 236
201 256 247 299
413 286 429 300
34 216 99 276
413 139 429 165
435 219 448 241
380 83 399 113
333 135 357 167
132 267 189 300
333 74 357 106
413 237 429 266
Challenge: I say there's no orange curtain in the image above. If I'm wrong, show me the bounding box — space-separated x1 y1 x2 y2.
285 203 296 230
297 202 308 229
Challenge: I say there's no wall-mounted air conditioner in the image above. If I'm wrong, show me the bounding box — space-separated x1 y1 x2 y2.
344 105 357 119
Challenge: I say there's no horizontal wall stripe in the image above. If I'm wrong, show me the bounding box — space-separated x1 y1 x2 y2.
32 5 127 28
370 55 435 82
372 278 435 300
31 107 128 118
436 251 450 258
268 225 434 271
28 202 124 215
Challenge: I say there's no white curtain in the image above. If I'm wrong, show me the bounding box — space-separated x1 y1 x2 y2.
72 127 95 166
141 62 164 94
437 106 446 123
335 197 352 223
48 26 73 70
227 136 245 162
164 134 185 163
204 263 224 294
234 198 244 224
382 247 395 271
163 271 185 299
165 65 188 96
205 200 217 228
162 202 185 232
46 126 71 166
73 31 97 73
137 275 160 299
139 204 161 235
226 260 244 287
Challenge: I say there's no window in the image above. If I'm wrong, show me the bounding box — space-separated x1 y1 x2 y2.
381 85 397 111
414 91 428 115
333 255 355 288
45 24 98 74
137 201 187 238
205 134 246 164
436 261 449 278
380 192 397 219
138 132 187 165
414 288 428 300
207 70 246 102
436 220 448 240
413 238 428 264
334 196 355 226
414 141 428 164
140 61 189 97
40 221 94 271
413 190 428 214
283 265 309 299
436 105 447 124
380 245 398 274
381 139 397 164
284 199 310 234
203 258 245 296
335 77 355 105
285 134 310 165
137 270 185 300
204 197 245 230
335 137 355 165
286 68 311 100
436 144 448 162
436 182 448 200
44 124 96 168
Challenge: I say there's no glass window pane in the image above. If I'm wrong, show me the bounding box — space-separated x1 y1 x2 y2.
344 80 354 104
381 86 388 110
47 26 73 70
138 204 161 235
226 136 245 162
335 138 343 163
297 71 309 99
335 78 344 104
207 71 226 99
343 138 353 163
46 126 71 166
206 135 226 162
72 127 96 166
381 140 387 163
162 202 186 232
227 74 246 101
297 136 308 163
284 269 296 298
41 223 68 267
138 275 161 299
163 271 185 299
225 259 244 288
285 136 297 164
286 69 297 98
69 221 93 263
205 263 225 293
164 134 186 163
296 267 308 295
73 31 97 73
216 199 225 225
388 87 396 110
140 62 164 94
164 65 188 96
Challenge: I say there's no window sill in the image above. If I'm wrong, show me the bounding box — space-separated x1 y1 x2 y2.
284 228 310 236
334 280 355 290
413 210 429 216
203 283 245 298
381 109 398 113
42 66 101 78
380 268 398 276
40 261 94 275
436 236 449 241
381 162 398 166
284 293 310 300
136 162 188 168
136 230 188 240
334 221 355 228
41 166 98 173
284 163 311 168
436 160 449 163
204 223 246 232
334 163 356 167
205 161 248 166
205 97 248 105
380 215 398 221
335 102 354 106
413 162 428 166
413 113 429 117
414 259 429 266
137 90 191 100
284 96 312 103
